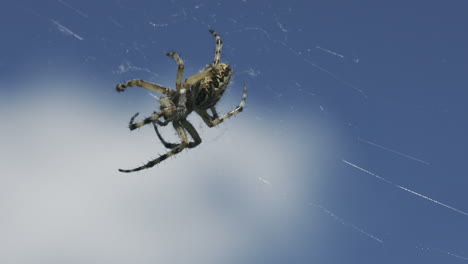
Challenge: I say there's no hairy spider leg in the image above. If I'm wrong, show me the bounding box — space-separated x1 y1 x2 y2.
153 119 201 149
118 121 190 173
166 52 185 90
128 111 164 130
209 29 223 66
116 79 176 96
198 84 247 127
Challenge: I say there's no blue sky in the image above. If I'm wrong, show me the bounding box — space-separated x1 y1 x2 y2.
1 0 468 263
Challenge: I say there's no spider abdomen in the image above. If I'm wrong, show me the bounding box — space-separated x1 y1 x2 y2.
192 63 232 109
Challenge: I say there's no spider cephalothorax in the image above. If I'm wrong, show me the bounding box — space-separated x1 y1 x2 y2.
116 30 247 173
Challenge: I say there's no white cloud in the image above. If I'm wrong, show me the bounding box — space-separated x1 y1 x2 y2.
0 78 335 263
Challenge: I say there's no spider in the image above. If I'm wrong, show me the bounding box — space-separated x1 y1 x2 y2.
116 29 247 173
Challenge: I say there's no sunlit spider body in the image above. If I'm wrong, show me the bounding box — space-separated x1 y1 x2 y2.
116 30 247 173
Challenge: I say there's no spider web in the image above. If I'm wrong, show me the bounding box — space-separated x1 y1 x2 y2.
1 0 467 263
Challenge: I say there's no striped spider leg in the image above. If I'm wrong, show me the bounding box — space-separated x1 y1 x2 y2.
118 120 192 173
153 119 201 149
196 84 247 127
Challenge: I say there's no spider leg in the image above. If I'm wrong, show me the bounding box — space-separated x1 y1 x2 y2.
116 79 176 96
182 71 211 89
180 30 223 89
128 111 164 131
154 120 170 127
166 52 185 91
209 29 223 66
210 106 219 118
181 119 202 147
118 121 190 173
199 84 247 127
153 123 178 149
151 111 171 126
153 119 201 149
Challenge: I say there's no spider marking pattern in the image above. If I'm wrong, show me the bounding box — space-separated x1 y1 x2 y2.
116 30 247 173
